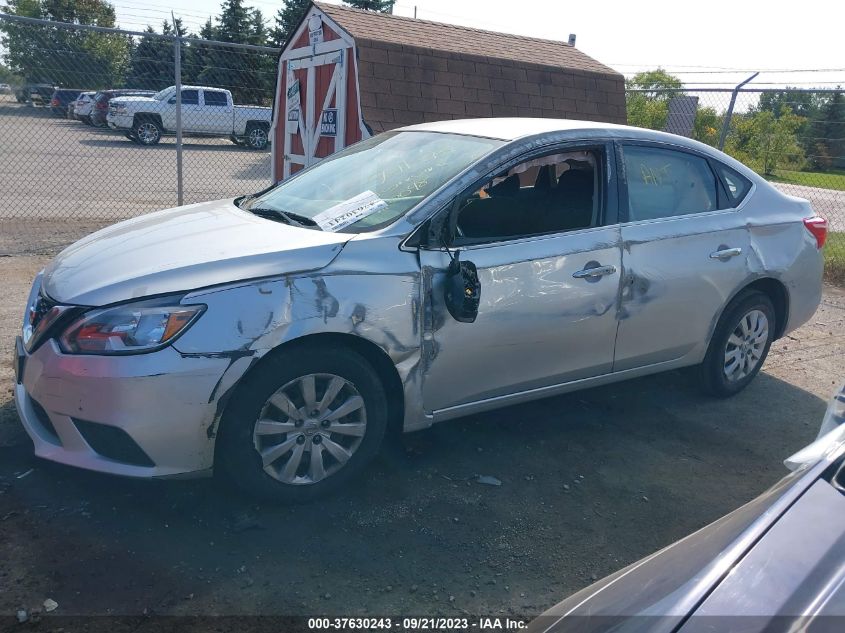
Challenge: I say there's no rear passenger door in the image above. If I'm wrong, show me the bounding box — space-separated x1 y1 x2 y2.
614 142 752 371
418 143 624 414
199 89 232 133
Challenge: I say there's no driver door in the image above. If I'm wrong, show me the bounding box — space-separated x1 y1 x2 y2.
417 144 623 416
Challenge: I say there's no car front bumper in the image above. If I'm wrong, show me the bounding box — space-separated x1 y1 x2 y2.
107 114 133 130
14 337 234 478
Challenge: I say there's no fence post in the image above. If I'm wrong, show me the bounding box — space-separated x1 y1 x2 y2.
718 72 759 150
174 29 184 206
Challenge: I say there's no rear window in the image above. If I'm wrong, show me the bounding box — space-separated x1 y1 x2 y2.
713 162 753 207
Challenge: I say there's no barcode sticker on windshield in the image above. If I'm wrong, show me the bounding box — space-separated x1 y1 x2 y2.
312 190 388 232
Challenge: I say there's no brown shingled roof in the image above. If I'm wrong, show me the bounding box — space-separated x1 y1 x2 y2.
316 2 617 76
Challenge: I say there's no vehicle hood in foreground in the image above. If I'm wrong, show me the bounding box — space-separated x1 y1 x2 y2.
43 199 352 306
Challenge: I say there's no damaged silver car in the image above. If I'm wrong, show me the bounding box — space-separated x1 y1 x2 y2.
14 118 826 501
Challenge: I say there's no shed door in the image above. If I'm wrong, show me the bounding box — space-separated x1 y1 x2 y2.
283 49 348 178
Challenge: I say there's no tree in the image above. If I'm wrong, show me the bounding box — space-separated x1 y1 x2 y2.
1 0 129 88
692 106 721 147
198 0 273 104
625 68 684 130
817 89 845 171
125 21 184 90
269 0 310 48
725 106 806 175
343 0 396 13
343 0 395 10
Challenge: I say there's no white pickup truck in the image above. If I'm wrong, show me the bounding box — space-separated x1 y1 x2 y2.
107 85 272 149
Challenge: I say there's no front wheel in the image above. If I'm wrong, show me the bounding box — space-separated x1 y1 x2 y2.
134 118 162 145
699 290 775 397
218 346 388 503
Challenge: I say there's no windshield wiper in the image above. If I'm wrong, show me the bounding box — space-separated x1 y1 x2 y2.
248 207 322 230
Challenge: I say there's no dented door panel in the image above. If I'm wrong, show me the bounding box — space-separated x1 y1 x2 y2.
615 211 752 371
418 226 623 413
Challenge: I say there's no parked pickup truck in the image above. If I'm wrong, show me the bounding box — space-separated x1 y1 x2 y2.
107 85 272 149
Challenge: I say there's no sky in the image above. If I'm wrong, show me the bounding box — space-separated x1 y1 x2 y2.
108 0 844 90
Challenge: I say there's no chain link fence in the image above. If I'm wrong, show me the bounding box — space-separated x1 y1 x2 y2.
1 13 843 279
628 86 845 280
0 13 279 221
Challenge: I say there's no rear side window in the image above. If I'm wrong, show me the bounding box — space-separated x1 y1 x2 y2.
623 145 719 221
181 90 199 105
204 91 228 107
713 162 753 207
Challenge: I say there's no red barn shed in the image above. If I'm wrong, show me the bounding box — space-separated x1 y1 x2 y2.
271 2 625 181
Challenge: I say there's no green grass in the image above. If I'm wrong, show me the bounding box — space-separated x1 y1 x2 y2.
826 233 845 286
767 169 845 191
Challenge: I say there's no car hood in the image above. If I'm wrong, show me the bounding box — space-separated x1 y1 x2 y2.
43 199 352 306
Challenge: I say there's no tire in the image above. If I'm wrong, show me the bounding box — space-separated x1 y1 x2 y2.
124 131 139 144
133 117 162 146
698 290 776 397
218 345 388 503
244 123 269 150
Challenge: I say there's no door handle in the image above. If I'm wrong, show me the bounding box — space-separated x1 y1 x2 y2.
709 247 742 260
573 264 617 279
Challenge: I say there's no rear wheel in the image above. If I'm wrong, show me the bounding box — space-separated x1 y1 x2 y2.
218 346 387 503
245 123 269 150
699 290 775 397
134 117 162 145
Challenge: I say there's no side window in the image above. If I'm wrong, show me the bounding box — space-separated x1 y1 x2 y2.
455 150 600 243
623 146 718 221
713 162 752 208
181 89 199 106
204 90 228 107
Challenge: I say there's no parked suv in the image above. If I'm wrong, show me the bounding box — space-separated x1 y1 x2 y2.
89 89 155 127
72 91 97 123
107 85 271 149
49 89 84 116
27 84 55 106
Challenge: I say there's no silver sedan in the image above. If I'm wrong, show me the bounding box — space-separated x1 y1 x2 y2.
14 118 826 502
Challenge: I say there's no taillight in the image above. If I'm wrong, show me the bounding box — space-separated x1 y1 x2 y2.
803 216 828 249
96 101 107 110
50 98 59 106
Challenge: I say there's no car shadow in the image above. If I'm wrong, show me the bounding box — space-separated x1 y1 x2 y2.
0 368 828 615
77 136 269 153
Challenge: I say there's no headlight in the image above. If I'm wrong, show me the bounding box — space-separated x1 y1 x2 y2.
59 298 204 355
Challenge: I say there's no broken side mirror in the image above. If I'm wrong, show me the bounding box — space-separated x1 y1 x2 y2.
444 251 481 323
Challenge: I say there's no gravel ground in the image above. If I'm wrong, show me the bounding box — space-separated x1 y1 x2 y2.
1 239 843 619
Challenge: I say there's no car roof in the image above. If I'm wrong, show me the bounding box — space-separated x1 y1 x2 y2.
396 117 761 179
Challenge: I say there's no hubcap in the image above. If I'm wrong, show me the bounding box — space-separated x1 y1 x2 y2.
249 128 267 148
723 309 768 382
137 122 159 143
253 373 367 485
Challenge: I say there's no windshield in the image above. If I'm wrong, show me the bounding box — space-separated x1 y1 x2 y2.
152 87 172 101
245 131 503 232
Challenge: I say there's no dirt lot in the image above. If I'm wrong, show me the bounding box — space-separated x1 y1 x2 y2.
1 235 843 618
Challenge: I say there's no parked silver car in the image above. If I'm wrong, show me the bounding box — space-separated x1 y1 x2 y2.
14 119 826 502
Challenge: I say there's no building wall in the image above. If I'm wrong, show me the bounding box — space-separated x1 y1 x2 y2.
354 39 627 133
